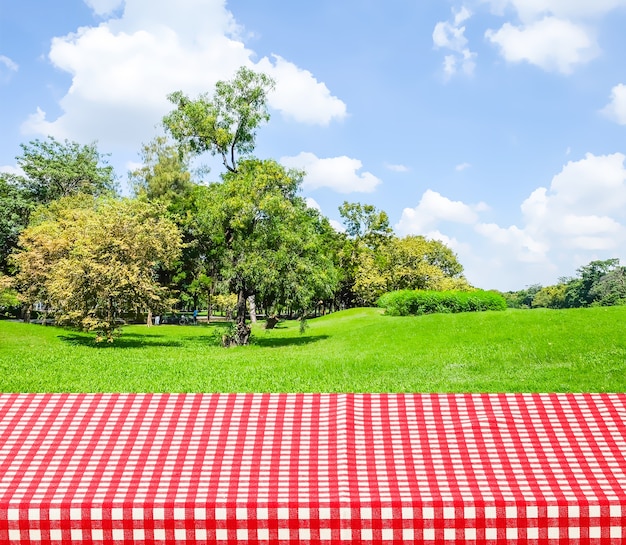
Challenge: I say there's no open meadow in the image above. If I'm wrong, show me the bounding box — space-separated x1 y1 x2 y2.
1 306 625 392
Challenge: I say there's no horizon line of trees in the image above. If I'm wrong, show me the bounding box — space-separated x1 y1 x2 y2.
503 258 626 310
0 67 471 344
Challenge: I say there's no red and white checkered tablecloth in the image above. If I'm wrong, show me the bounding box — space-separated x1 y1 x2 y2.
1 393 626 544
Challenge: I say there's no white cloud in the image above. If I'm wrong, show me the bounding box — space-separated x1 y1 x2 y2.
433 7 477 77
305 197 321 211
393 153 626 290
602 83 626 125
548 152 626 212
433 15 469 51
0 165 23 176
481 153 626 256
280 152 381 194
475 222 549 262
455 162 471 171
84 0 124 16
0 55 18 83
21 0 346 151
395 189 482 234
0 55 18 72
481 0 626 74
329 219 346 233
385 163 409 172
258 55 347 126
483 0 626 22
485 17 597 74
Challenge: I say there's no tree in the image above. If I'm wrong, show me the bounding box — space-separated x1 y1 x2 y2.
129 136 194 214
193 158 337 345
163 67 275 173
504 284 543 308
0 274 19 315
16 137 117 204
11 197 182 341
338 201 393 248
353 235 470 305
0 174 33 274
130 136 200 312
565 258 621 307
531 284 568 309
336 202 393 307
590 266 626 306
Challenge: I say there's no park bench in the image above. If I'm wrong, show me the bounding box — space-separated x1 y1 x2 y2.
1 392 626 543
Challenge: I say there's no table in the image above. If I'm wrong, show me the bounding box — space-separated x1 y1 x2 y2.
1 393 626 543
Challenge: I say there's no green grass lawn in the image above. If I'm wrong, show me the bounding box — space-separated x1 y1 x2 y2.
1 306 625 392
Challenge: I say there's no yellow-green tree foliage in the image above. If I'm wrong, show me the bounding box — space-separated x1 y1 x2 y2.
12 197 182 341
354 235 472 305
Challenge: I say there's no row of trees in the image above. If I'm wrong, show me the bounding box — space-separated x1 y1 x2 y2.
504 258 626 309
0 67 470 344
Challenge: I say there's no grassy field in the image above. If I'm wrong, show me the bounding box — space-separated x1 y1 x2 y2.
1 306 625 392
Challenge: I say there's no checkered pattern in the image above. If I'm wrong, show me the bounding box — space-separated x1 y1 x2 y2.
1 393 626 543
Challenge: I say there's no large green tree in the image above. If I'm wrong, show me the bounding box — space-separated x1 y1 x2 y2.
590 266 626 305
565 258 621 307
163 67 275 173
193 158 337 345
0 174 33 274
11 197 182 341
16 137 117 204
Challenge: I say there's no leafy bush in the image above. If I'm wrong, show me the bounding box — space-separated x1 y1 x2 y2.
377 289 507 316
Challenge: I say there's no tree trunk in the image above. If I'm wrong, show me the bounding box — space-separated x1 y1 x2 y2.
147 309 152 327
230 288 251 345
207 290 211 323
248 294 257 323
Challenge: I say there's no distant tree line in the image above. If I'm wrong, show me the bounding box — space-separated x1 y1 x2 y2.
0 68 470 344
503 258 626 309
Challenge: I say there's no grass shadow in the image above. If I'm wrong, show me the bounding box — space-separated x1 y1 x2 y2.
252 334 330 348
57 333 184 349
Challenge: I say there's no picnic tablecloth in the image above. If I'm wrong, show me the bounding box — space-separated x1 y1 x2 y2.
1 393 626 543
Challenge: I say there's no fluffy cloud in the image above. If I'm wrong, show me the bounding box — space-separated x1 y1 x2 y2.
280 152 381 194
258 55 347 126
602 84 626 125
0 55 18 72
432 7 477 77
21 0 346 149
481 0 626 74
0 55 18 83
484 0 626 22
395 190 484 234
478 153 626 267
394 153 626 290
83 0 124 15
485 17 597 74
385 163 409 172
0 165 23 176
305 197 321 211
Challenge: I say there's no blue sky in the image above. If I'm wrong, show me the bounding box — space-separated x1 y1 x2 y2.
2 0 626 291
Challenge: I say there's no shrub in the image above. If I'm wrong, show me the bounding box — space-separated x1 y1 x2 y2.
377 289 507 316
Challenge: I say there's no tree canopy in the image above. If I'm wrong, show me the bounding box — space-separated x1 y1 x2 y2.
163 67 275 173
3 66 480 344
192 158 337 345
11 197 182 341
16 137 116 204
0 174 33 274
